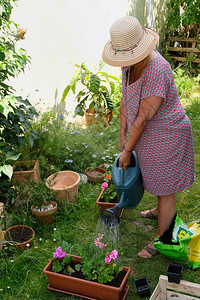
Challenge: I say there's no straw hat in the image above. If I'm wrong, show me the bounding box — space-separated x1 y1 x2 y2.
102 16 159 67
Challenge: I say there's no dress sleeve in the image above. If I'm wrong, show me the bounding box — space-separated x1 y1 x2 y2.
141 62 171 100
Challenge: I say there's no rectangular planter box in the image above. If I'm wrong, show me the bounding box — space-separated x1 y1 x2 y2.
43 254 131 300
96 188 124 218
12 160 40 186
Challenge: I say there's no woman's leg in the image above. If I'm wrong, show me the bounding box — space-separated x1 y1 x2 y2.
138 194 176 258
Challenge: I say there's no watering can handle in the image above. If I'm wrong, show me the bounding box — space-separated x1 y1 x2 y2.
119 168 125 186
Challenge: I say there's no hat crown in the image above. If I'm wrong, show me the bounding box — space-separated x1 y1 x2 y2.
110 16 143 51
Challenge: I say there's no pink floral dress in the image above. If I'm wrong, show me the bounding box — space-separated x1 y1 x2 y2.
122 53 195 196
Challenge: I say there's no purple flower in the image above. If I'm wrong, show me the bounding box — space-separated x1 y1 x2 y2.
53 247 66 259
74 130 80 133
59 114 64 119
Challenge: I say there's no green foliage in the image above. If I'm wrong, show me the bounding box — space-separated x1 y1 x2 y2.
101 183 117 203
0 1 38 178
31 109 119 177
23 180 57 210
62 60 119 116
166 0 200 38
173 66 199 97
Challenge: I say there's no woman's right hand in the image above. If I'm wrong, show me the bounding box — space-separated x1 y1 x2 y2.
118 137 128 152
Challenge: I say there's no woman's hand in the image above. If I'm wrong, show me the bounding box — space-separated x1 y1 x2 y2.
118 149 132 170
118 137 128 152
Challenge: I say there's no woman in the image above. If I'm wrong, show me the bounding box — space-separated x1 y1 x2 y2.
102 16 195 258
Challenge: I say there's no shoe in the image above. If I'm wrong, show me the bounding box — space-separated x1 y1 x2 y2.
141 209 158 220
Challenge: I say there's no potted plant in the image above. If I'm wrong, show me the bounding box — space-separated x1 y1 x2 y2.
4 225 35 250
12 160 40 186
96 175 124 218
61 60 118 126
26 181 57 225
85 163 107 183
43 234 131 299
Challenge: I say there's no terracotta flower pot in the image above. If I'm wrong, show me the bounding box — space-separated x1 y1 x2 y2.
4 225 35 250
12 160 40 186
43 254 131 300
45 171 80 205
96 188 124 218
31 201 57 225
85 167 106 183
85 108 113 127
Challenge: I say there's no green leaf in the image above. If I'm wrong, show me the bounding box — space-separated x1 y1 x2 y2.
52 260 62 273
0 51 5 61
0 164 13 179
29 135 34 148
61 85 70 102
18 136 26 146
5 151 21 161
70 71 80 94
109 81 115 95
90 74 100 94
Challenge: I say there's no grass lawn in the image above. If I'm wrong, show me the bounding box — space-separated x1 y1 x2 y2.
0 80 200 299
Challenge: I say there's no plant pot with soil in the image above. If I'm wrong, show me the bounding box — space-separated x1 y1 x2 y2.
85 164 107 183
43 234 131 299
4 225 35 250
96 180 124 218
12 160 40 186
25 181 57 225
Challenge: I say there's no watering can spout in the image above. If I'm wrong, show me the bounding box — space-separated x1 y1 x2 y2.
100 206 121 226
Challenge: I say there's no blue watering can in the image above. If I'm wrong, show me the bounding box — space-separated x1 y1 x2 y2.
100 151 144 225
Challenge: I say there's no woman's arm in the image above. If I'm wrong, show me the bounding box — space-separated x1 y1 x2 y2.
118 95 163 169
118 97 128 151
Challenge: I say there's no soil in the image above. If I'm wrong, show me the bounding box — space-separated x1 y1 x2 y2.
5 226 33 243
52 261 126 288
100 197 119 204
14 164 34 171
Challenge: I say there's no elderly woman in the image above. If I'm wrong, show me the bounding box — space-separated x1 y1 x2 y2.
102 16 195 258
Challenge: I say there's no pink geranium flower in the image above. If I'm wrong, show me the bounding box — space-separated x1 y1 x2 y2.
110 250 118 260
105 255 111 263
101 182 108 189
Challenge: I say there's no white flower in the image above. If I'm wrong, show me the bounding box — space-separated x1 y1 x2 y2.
53 239 56 241
34 246 38 248
26 243 30 247
39 238 42 241
10 260 14 263
7 286 10 289
54 228 57 231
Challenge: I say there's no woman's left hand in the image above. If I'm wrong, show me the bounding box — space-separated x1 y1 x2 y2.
118 150 132 170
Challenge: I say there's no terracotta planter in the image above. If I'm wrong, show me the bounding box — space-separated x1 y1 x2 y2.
96 188 124 218
4 225 35 250
43 254 131 300
85 167 106 183
0 229 4 250
12 160 40 186
85 108 113 127
31 201 57 225
45 171 80 205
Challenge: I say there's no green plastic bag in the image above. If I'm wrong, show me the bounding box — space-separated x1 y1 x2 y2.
154 214 200 269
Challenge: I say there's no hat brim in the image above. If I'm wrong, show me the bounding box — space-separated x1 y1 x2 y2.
102 28 159 67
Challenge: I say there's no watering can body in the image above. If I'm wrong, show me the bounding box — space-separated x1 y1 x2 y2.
112 151 144 210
